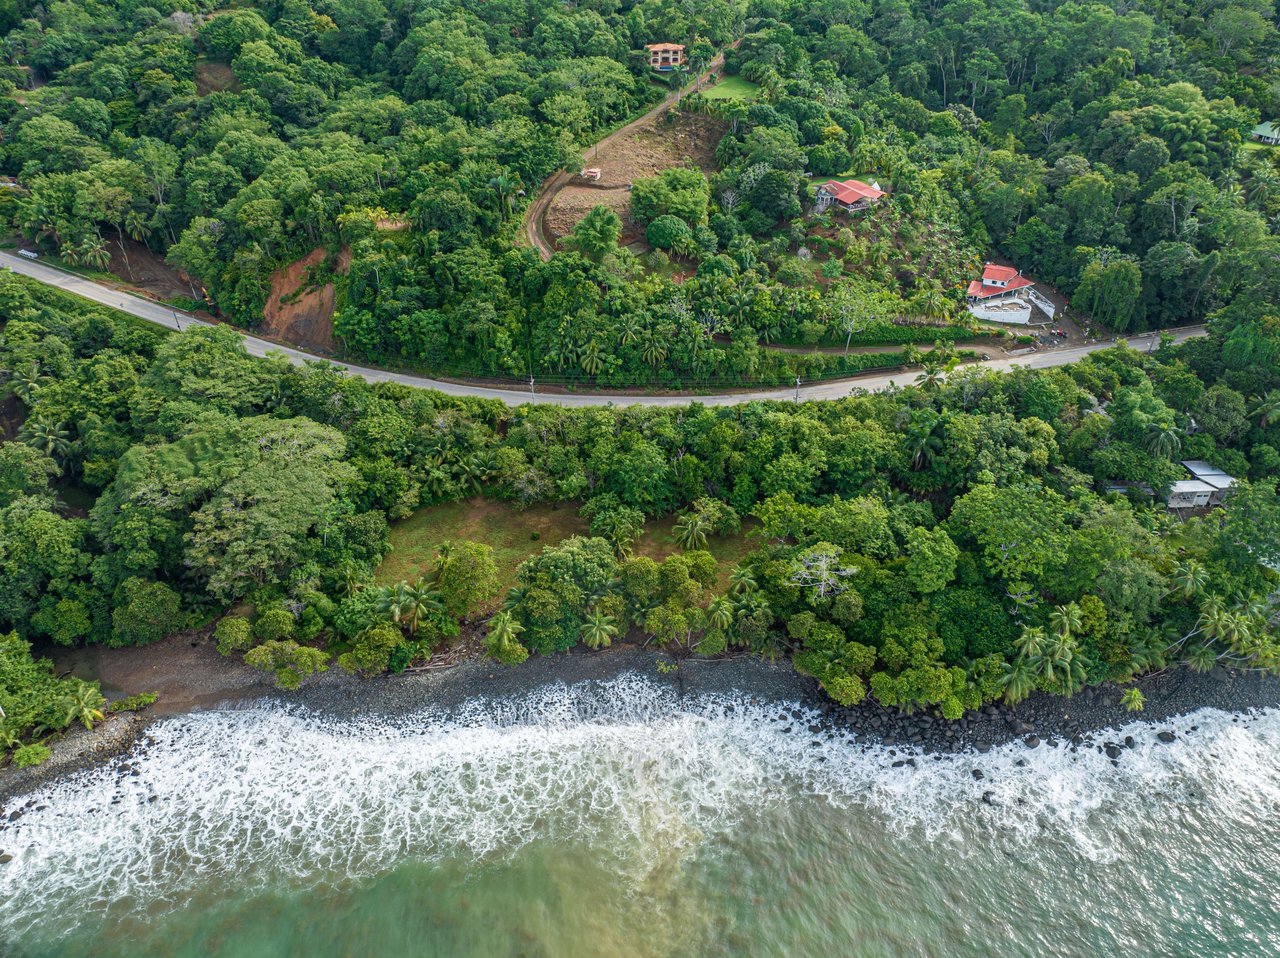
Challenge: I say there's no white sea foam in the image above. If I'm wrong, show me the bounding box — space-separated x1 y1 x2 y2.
2 673 1279 942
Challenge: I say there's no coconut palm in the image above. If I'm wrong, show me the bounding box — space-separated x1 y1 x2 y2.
580 340 605 377
641 330 668 373
914 363 944 391
1172 562 1209 600
61 683 107 730
1249 390 1280 428
374 583 410 628
581 607 618 650
706 595 734 633
673 511 709 550
401 579 443 636
19 418 72 466
486 611 525 658
1185 641 1217 673
7 361 45 404
1048 603 1083 642
728 565 757 595
618 317 641 347
1014 625 1047 661
1143 421 1183 460
1002 657 1036 704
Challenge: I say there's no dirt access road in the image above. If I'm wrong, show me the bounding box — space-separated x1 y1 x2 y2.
522 46 736 260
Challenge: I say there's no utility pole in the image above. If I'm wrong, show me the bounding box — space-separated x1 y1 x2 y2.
529 375 535 404
172 309 181 331
795 376 801 402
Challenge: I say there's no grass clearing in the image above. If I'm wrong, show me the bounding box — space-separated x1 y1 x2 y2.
702 75 759 100
378 497 758 604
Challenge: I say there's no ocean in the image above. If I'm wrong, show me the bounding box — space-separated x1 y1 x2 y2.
3 674 1278 957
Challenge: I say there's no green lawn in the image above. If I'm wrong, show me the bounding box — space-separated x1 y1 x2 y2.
702 75 759 100
378 497 758 605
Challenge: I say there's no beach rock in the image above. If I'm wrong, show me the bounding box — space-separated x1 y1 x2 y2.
1124 736 1134 748
0 853 11 864
1157 730 1176 743
971 769 984 780
1024 734 1040 748
1105 744 1122 759
981 790 996 806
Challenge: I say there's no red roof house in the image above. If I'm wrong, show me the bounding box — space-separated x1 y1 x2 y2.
814 179 885 213
966 263 1035 299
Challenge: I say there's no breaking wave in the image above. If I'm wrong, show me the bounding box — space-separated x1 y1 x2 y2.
3 673 1280 944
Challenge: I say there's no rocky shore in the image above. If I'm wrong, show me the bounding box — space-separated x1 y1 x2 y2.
5 646 1280 804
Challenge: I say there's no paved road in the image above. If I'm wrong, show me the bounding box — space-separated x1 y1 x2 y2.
522 47 734 260
0 251 1206 407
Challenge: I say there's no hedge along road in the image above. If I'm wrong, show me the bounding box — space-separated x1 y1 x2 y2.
0 251 1207 408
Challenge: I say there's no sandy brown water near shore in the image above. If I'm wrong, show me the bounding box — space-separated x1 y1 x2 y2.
6 644 1280 805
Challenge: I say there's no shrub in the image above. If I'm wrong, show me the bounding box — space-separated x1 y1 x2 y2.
243 640 329 690
110 578 183 647
647 214 693 250
337 623 403 676
215 616 254 656
13 743 51 768
254 608 295 642
108 691 159 713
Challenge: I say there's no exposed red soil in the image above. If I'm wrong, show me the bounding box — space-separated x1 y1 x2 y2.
107 237 200 301
259 246 351 354
545 111 727 246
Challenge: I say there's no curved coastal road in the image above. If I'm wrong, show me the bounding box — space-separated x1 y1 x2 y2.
0 252 1206 408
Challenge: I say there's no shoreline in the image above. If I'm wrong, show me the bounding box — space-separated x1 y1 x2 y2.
5 647 1280 804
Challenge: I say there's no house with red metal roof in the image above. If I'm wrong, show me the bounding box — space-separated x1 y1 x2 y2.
966 263 1035 300
813 178 885 214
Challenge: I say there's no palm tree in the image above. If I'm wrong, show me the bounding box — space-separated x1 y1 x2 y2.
1249 390 1280 429
402 580 443 636
1048 603 1083 642
618 317 641 348
7 361 46 404
728 566 757 595
903 420 944 471
641 331 668 374
1143 421 1183 460
1014 625 1047 661
673 511 709 550
1172 562 1209 600
486 611 526 660
488 173 519 222
900 343 922 367
61 683 107 730
374 583 410 628
580 340 605 377
1002 657 1036 704
581 607 618 649
914 363 944 391
19 418 72 466
79 234 112 271
706 595 734 634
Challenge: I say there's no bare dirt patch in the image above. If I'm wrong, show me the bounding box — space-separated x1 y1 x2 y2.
195 59 240 96
108 237 200 302
260 246 351 354
545 111 726 246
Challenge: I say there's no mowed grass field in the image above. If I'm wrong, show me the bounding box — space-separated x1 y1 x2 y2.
702 75 759 100
378 498 757 608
